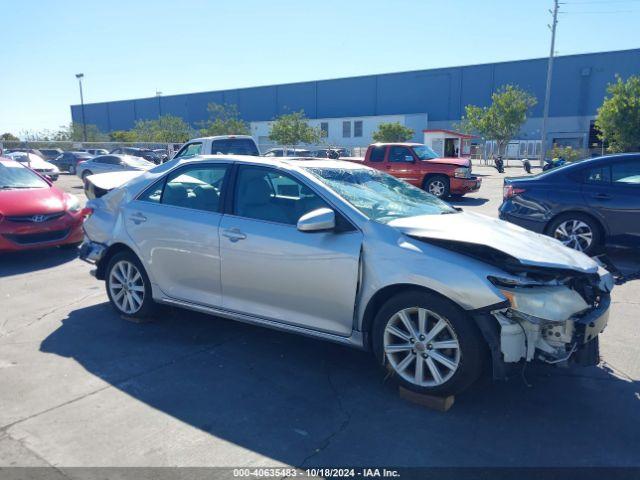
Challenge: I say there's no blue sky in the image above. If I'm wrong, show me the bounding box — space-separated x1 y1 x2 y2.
1 0 639 135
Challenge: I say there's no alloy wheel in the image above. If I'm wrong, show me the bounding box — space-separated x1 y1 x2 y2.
428 180 445 197
383 307 461 387
553 220 593 252
108 260 145 315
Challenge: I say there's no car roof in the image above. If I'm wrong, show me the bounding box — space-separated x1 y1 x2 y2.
182 154 368 171
0 157 26 168
190 135 255 142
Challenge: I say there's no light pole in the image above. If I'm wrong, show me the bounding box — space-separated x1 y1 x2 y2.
540 0 559 166
75 73 87 142
156 90 162 116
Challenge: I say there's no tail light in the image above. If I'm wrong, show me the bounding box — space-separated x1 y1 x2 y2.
80 207 94 218
503 185 526 199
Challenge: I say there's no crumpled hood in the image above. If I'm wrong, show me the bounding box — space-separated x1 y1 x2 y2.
388 211 598 273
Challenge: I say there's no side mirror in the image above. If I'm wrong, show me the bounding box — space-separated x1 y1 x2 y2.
297 208 335 232
405 155 414 162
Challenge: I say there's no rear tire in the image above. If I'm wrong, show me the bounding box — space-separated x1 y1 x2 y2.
423 175 450 199
372 290 485 397
69 164 76 175
546 213 602 255
105 251 157 319
81 170 93 180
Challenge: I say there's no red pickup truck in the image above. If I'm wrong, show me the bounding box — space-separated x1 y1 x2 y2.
344 143 481 198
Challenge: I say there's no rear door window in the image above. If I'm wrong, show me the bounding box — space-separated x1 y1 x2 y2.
585 166 611 183
369 146 386 162
174 143 203 159
210 139 259 156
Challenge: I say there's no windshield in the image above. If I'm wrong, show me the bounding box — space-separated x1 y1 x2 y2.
413 145 439 160
0 163 49 189
305 167 456 223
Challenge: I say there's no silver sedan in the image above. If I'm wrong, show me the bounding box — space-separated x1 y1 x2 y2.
76 154 155 181
79 156 613 396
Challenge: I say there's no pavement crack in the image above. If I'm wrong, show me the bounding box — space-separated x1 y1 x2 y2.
0 334 242 432
297 360 352 468
0 291 103 339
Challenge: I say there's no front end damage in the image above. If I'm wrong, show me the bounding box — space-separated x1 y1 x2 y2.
411 236 614 378
476 263 614 378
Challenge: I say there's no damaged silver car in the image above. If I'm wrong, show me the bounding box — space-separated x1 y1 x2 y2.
80 156 614 396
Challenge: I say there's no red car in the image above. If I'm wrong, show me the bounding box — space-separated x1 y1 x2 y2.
0 158 86 252
345 143 481 199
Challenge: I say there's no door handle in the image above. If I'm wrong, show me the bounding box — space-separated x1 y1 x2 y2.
222 228 247 242
592 193 612 200
129 213 147 224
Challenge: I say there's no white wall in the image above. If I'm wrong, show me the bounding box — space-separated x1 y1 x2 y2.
251 113 428 148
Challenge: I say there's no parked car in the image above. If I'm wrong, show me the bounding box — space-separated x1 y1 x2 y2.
0 158 85 252
109 147 162 164
39 148 64 161
5 152 60 181
5 148 46 159
76 154 155 180
343 143 481 199
500 154 640 255
263 148 311 157
152 149 169 163
52 151 94 175
311 148 350 158
79 155 613 396
84 148 109 156
173 135 260 159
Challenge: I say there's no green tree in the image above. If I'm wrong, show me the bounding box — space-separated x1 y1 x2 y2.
131 115 193 143
1 132 19 142
549 145 587 163
199 103 250 136
52 123 108 142
595 75 640 153
268 110 321 147
109 130 137 142
372 122 414 142
459 85 537 157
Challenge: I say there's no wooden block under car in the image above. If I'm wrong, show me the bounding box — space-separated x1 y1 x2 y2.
399 386 455 412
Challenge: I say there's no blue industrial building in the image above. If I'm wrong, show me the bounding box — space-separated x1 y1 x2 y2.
71 48 640 153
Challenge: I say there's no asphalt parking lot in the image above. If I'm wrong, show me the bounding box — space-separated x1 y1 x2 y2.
1 167 639 468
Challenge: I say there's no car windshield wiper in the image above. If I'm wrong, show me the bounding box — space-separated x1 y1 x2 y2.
0 185 36 189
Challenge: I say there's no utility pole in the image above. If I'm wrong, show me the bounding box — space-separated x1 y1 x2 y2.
156 90 162 116
75 73 87 142
540 0 559 166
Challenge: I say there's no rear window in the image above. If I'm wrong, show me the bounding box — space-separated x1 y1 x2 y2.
210 139 259 156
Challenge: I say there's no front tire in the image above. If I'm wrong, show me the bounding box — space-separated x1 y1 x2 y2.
423 175 450 199
372 290 485 396
69 164 76 175
81 170 93 181
105 251 156 319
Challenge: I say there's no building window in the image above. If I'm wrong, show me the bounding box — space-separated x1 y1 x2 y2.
320 122 329 137
354 120 363 138
342 121 351 138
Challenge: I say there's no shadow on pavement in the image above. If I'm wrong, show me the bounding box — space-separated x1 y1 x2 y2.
448 196 490 207
40 303 640 466
0 247 78 277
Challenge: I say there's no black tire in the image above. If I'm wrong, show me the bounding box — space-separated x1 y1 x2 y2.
105 251 157 319
69 164 76 175
81 170 93 180
546 212 602 256
372 290 485 397
423 175 450 199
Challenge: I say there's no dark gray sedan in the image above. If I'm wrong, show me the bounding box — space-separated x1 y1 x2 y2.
499 153 640 255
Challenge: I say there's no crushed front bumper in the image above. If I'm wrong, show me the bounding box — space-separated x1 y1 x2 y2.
473 294 610 379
